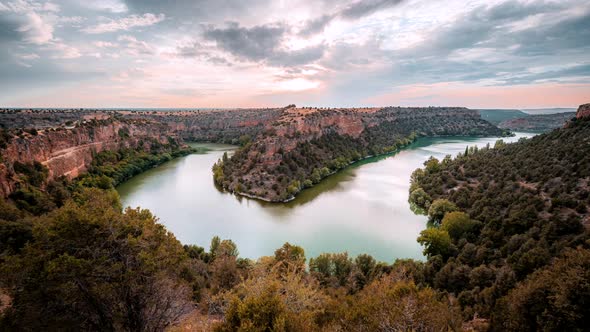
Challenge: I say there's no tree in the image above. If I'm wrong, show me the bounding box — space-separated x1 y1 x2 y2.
340 277 462 331
0 189 192 331
492 248 590 331
274 242 306 274
210 235 221 257
213 259 326 332
417 228 453 259
424 157 440 172
427 199 458 224
216 239 239 258
409 187 432 210
440 211 478 240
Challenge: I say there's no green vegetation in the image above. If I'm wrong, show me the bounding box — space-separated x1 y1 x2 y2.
213 106 510 202
6 144 193 216
214 131 418 201
1 110 587 330
408 116 590 328
1 189 193 331
498 112 576 132
0 128 12 149
478 109 529 125
1 183 459 331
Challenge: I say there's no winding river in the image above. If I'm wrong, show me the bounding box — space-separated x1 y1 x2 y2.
117 133 535 262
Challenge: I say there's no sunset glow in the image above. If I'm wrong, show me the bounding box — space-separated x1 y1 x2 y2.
0 0 588 108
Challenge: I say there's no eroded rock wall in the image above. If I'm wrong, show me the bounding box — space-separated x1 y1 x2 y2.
0 119 177 196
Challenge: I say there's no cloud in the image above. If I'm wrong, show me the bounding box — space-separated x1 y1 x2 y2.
18 52 39 60
202 22 325 66
17 11 53 44
298 14 334 36
46 42 81 59
93 40 117 48
122 0 270 23
299 0 405 36
1 0 589 108
0 2 56 45
203 22 285 61
0 0 59 13
82 13 164 33
0 13 23 42
117 34 153 55
340 0 404 19
82 0 128 13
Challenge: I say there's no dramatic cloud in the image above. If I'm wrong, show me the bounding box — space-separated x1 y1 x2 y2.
203 23 286 61
202 22 325 66
0 0 588 108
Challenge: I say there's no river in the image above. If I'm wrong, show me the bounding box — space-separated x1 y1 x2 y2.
117 133 535 262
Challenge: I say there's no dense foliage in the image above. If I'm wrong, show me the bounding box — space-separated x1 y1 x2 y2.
2 111 587 331
214 131 418 202
213 107 508 202
408 117 590 329
1 189 193 331
1 187 460 331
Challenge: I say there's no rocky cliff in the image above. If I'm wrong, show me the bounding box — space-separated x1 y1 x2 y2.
1 105 506 201
0 107 288 197
0 118 179 197
577 103 590 119
214 106 506 202
120 108 284 143
498 112 576 132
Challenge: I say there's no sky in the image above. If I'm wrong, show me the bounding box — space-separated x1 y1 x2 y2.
0 0 588 108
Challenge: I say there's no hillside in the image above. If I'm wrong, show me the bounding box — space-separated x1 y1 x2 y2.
477 109 529 125
498 112 576 132
408 104 590 329
0 108 288 197
214 106 507 202
0 117 189 197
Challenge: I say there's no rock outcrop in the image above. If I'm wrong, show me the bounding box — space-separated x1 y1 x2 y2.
498 112 576 132
0 118 179 197
577 103 590 119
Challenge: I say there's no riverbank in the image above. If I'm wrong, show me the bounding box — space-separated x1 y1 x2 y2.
215 131 516 203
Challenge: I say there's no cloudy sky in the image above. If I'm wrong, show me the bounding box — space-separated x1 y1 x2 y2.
0 0 588 108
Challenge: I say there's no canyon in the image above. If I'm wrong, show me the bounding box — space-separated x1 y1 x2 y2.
0 106 506 200
212 106 507 201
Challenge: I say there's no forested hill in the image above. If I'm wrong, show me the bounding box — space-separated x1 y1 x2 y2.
409 104 590 330
214 106 507 202
498 111 576 132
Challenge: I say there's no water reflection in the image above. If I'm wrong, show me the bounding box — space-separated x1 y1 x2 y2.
118 133 535 262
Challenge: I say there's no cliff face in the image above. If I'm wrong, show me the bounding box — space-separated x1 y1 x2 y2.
0 108 286 197
498 112 576 132
119 108 284 143
1 105 506 201
577 103 590 119
0 119 178 197
215 106 506 201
